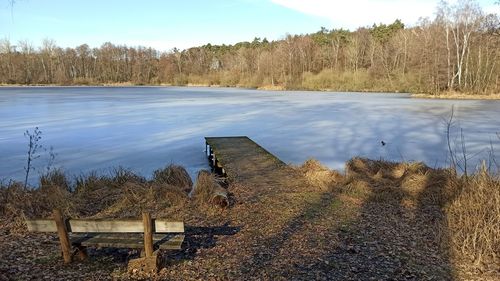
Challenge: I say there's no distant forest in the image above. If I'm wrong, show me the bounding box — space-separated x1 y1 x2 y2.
1 0 499 94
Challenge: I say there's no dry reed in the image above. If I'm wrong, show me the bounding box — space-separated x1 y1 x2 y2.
153 164 193 194
297 159 344 191
192 170 228 208
0 166 192 231
445 166 500 270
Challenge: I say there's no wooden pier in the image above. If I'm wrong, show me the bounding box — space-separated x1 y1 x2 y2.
205 136 289 184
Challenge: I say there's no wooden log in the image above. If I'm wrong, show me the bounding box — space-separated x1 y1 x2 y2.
53 209 72 264
212 186 229 208
142 212 154 258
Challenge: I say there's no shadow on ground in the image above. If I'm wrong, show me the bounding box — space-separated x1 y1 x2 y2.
163 224 241 264
232 159 457 280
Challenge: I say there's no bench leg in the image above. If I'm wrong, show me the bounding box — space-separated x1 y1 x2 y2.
53 209 72 264
139 248 160 258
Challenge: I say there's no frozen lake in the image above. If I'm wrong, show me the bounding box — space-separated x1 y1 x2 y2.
1 86 499 184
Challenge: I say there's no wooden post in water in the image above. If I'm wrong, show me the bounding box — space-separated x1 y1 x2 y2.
53 209 72 264
142 212 154 257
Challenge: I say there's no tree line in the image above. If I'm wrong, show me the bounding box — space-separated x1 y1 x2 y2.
0 0 498 94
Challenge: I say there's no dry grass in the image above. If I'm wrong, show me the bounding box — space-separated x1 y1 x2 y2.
0 166 193 232
110 167 146 186
192 170 228 208
299 69 420 93
0 181 75 233
94 181 188 218
412 92 500 100
192 170 216 203
257 84 286 91
341 157 455 202
2 157 498 276
446 167 500 271
297 159 344 191
39 169 70 191
307 157 498 274
153 164 193 194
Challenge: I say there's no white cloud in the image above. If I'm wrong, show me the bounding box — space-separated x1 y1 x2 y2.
270 0 441 29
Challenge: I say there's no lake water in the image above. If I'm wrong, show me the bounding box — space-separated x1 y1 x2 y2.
1 86 499 184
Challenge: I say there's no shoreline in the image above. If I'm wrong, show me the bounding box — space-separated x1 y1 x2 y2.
1 83 499 100
1 157 498 280
411 92 500 100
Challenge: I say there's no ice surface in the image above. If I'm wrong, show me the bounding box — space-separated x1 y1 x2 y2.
1 86 499 184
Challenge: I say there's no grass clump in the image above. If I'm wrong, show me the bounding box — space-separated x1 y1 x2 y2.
446 167 500 271
95 181 188 218
342 157 453 203
153 164 193 194
40 169 70 191
336 157 498 273
0 180 74 233
111 167 146 186
0 165 195 232
192 170 228 208
297 159 344 191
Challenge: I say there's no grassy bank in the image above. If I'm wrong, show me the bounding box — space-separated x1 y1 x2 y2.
412 92 500 100
1 158 498 280
0 165 222 233
2 75 499 100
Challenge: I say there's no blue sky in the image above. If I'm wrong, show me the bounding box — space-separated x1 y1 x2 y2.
1 0 498 51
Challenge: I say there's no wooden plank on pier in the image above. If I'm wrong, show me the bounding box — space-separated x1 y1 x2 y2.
205 136 288 183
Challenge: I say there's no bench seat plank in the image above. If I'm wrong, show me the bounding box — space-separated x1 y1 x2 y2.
81 237 148 248
69 220 144 233
155 221 184 233
158 234 185 250
70 233 183 249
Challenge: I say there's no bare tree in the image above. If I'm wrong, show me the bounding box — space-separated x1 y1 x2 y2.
438 0 484 91
0 0 497 93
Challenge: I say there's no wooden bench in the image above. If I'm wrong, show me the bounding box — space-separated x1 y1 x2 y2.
26 209 184 272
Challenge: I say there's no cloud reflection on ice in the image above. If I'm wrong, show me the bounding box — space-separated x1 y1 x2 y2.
0 86 499 184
